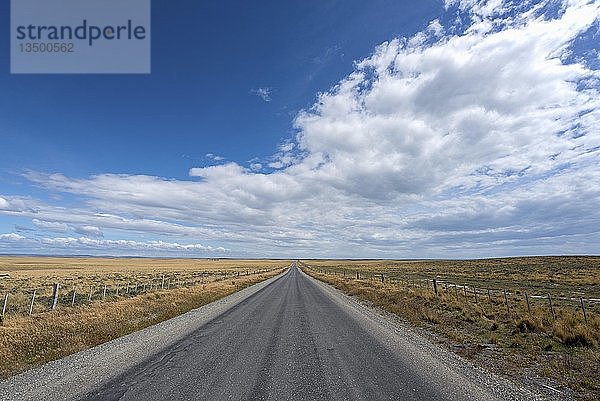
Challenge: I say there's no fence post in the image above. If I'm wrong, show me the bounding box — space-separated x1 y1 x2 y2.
51 283 60 310
381 274 385 283
473 287 478 304
88 286 93 301
487 289 492 305
102 284 107 300
29 290 37 315
580 298 588 323
356 272 359 280
71 287 76 307
116 286 119 297
161 274 165 289
525 292 531 313
433 278 439 297
2 293 8 317
547 294 555 320
503 289 510 314
454 284 459 300
463 285 468 302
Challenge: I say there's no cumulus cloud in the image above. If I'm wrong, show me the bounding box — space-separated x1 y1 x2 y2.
0 233 26 242
3 0 600 257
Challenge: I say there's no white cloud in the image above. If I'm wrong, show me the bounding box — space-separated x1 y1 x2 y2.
2 0 600 257
73 225 104 238
0 233 227 256
205 153 225 161
0 233 26 242
251 87 273 102
32 219 69 232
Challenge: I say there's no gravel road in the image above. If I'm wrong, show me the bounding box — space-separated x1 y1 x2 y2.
0 264 543 401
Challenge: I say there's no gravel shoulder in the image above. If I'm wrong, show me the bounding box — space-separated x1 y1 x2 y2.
0 266 547 401
300 268 546 401
0 270 289 401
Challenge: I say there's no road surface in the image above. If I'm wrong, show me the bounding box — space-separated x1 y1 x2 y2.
0 265 539 401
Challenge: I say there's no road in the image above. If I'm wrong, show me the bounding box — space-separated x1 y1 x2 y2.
78 265 528 401
0 265 537 401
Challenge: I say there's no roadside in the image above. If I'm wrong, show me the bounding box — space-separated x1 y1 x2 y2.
301 262 599 400
0 267 286 381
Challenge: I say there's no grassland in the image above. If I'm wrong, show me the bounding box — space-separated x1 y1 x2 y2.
0 257 286 315
0 256 288 379
301 257 600 400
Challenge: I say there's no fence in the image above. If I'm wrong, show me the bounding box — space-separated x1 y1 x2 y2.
0 267 278 320
301 263 598 323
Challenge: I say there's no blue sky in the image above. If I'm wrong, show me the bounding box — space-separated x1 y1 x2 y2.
0 0 599 258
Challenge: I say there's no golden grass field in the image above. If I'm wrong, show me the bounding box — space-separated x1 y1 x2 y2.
300 257 600 400
0 256 288 379
303 256 600 297
0 257 287 315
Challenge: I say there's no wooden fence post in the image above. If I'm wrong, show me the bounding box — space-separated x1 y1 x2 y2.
356 272 359 280
454 284 459 300
487 289 492 305
580 298 588 323
547 294 555 320
463 285 468 302
2 293 8 317
51 283 60 310
473 287 478 304
381 274 385 283
71 287 76 307
88 286 93 301
503 289 510 314
433 278 439 297
29 290 37 315
161 274 165 289
525 292 531 313
102 284 107 300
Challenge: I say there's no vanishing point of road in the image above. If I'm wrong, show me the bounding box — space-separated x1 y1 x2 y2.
1 264 536 401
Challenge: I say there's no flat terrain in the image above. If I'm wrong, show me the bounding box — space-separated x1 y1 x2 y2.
303 256 600 299
301 257 600 399
0 256 286 315
0 265 535 401
0 256 286 287
0 257 287 379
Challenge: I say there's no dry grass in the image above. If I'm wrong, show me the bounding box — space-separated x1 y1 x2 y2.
0 267 285 380
301 258 600 400
304 256 600 294
0 257 287 316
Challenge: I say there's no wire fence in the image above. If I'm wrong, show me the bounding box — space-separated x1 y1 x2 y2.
303 263 598 323
0 267 279 320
